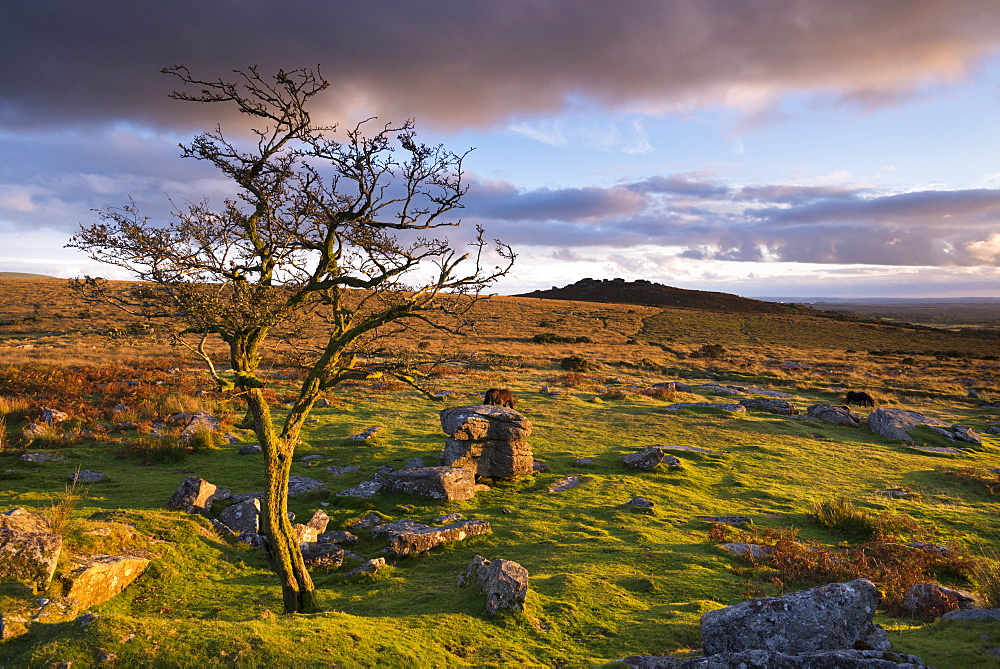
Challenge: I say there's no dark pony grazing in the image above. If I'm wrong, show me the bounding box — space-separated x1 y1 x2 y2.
845 390 876 407
483 388 516 409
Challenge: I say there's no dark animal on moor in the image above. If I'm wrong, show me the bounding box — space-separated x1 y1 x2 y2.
845 391 876 407
483 388 516 409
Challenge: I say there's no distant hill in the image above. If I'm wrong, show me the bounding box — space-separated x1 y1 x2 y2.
516 278 814 315
0 271 57 279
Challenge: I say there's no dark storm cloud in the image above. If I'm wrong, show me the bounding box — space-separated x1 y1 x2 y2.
2 0 999 131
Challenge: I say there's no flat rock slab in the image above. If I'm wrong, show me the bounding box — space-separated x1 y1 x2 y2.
664 402 747 414
382 466 477 501
548 474 582 492
63 555 150 608
440 405 532 441
457 554 529 615
373 518 491 557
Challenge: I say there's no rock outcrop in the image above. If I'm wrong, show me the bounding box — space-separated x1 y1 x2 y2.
621 648 927 667
382 466 477 501
902 583 977 619
457 554 529 615
738 398 799 415
622 446 681 471
440 405 533 479
218 498 260 535
700 579 889 655
807 404 863 427
169 476 227 515
176 410 222 441
61 555 150 608
867 408 947 442
0 526 62 592
293 510 330 543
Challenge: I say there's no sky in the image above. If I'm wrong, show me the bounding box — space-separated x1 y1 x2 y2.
3 1 1000 299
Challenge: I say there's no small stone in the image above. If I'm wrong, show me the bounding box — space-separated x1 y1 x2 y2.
548 475 582 492
345 557 386 577
299 454 322 462
348 426 381 441
238 444 262 454
720 542 771 558
317 531 359 545
325 465 361 475
621 446 680 471
626 497 654 508
69 470 104 483
699 516 753 527
575 457 595 465
42 408 70 424
348 512 385 530
20 453 54 463
77 612 98 626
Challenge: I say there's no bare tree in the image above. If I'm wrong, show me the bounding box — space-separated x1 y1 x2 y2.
68 65 515 613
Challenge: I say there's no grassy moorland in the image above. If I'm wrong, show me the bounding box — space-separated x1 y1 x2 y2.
0 277 999 667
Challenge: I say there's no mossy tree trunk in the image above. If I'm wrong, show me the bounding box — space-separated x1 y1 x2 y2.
245 387 318 614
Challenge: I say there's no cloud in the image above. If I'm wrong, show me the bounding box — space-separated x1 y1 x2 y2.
509 117 653 154
466 179 647 223
2 1 999 132
459 173 1000 268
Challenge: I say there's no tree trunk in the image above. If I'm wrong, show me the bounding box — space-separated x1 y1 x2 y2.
246 389 319 613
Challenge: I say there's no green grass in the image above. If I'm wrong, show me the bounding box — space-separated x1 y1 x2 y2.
0 364 999 666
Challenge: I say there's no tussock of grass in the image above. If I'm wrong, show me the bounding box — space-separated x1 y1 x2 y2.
973 546 1000 608
810 497 920 541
